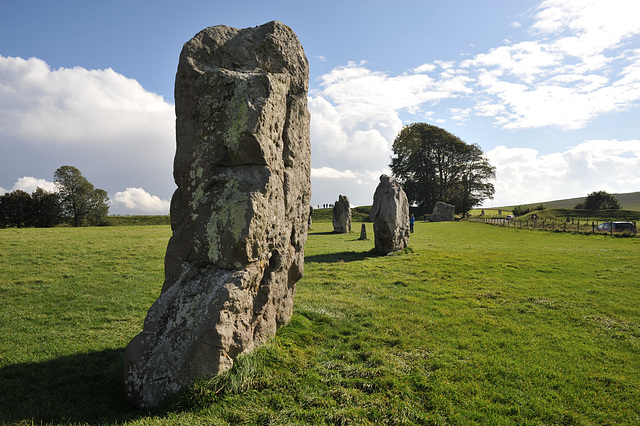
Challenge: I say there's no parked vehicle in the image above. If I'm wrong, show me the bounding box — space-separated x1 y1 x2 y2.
596 221 636 233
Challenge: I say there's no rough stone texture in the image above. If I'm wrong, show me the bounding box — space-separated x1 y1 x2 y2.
123 21 310 409
430 201 455 222
369 175 410 254
332 195 351 233
359 223 368 240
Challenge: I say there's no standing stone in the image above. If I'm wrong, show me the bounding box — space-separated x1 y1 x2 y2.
359 223 368 240
430 201 455 222
123 21 311 409
332 194 351 233
369 175 409 254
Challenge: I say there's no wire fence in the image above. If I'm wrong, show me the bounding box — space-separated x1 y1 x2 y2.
469 217 638 236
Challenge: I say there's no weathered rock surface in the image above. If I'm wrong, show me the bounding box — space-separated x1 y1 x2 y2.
369 175 409 254
332 194 351 233
123 21 311 409
430 201 455 222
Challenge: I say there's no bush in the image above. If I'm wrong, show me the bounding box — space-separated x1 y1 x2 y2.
584 191 621 210
513 203 546 216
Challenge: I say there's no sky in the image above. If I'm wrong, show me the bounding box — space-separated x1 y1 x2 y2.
1 0 639 214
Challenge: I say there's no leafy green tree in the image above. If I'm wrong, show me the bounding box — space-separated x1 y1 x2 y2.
390 123 496 215
86 188 110 226
54 165 110 226
584 191 621 210
31 187 63 227
0 190 33 228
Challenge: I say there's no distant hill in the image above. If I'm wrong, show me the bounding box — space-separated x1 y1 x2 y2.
490 191 640 211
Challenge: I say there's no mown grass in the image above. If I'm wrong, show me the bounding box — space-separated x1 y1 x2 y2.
105 215 171 226
1 222 639 424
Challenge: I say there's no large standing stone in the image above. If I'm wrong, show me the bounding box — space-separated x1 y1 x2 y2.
332 194 351 233
430 201 455 222
123 21 311 409
369 175 409 254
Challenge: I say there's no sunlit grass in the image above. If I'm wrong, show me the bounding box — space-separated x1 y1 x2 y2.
1 221 639 424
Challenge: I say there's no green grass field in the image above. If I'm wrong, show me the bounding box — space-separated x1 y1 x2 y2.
1 221 639 424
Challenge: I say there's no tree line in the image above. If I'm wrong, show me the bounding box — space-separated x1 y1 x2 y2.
0 166 110 228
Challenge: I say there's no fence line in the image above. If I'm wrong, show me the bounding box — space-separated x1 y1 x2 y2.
468 218 638 236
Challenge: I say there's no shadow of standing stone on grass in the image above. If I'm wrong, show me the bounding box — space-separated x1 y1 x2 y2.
0 349 139 424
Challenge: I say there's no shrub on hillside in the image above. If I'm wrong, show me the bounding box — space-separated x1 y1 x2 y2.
513 204 546 217
584 191 621 210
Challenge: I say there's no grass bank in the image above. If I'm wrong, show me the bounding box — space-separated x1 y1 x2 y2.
1 222 639 424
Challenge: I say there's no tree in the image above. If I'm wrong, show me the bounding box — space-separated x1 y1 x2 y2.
0 190 33 228
390 123 496 215
584 191 621 210
31 187 63 227
54 165 110 226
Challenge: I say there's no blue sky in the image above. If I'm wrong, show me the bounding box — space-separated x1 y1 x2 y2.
1 0 639 214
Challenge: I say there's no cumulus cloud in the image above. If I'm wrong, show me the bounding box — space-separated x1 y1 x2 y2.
307 0 640 207
485 140 640 206
0 55 176 212
308 61 474 206
311 167 358 179
112 187 170 214
11 176 57 193
462 0 640 129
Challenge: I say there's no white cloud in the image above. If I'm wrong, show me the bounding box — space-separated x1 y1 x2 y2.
0 55 176 208
308 61 475 206
532 0 640 55
485 140 640 206
311 167 357 179
463 0 640 130
0 56 173 146
113 187 170 214
11 176 57 193
311 168 390 208
413 63 436 73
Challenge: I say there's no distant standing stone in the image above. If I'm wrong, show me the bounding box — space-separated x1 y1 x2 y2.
430 201 455 222
359 223 367 240
123 21 311 409
369 175 409 254
332 194 351 233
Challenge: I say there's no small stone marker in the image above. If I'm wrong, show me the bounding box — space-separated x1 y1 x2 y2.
359 223 367 240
